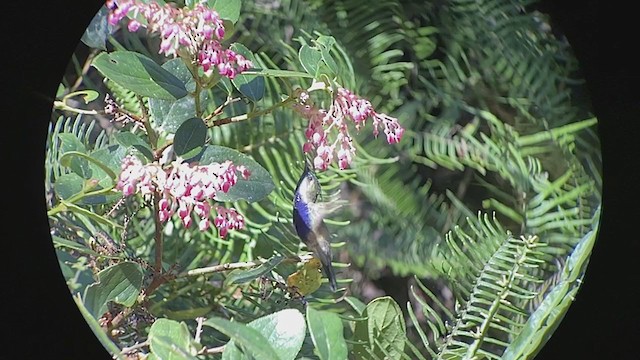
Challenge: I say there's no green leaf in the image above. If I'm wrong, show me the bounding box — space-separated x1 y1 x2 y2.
148 318 199 360
316 35 338 77
54 173 84 200
148 59 211 133
209 0 241 23
352 297 406 360
502 223 599 360
92 51 188 100
59 200 123 229
173 117 207 158
203 317 281 360
219 309 306 360
299 44 323 77
161 58 196 92
352 308 370 359
89 144 127 188
66 89 100 104
224 255 284 286
149 95 202 133
306 307 348 360
320 48 338 77
367 297 406 360
113 132 154 161
247 68 313 78
83 261 144 318
58 133 90 177
217 76 234 95
81 5 110 50
344 296 367 315
198 145 274 202
58 133 86 153
230 43 265 102
53 235 106 258
315 35 336 49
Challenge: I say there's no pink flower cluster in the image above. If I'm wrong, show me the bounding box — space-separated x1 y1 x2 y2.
293 88 405 170
117 155 250 236
106 0 252 79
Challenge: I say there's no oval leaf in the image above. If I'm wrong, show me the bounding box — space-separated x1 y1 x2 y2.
54 173 85 200
220 309 306 360
306 307 348 360
174 117 207 158
230 43 265 102
113 132 154 160
320 48 338 77
161 58 196 92
148 318 199 360
58 133 91 177
148 59 207 132
204 317 281 360
82 261 144 318
366 296 406 360
299 45 323 77
89 144 127 188
224 255 284 286
92 51 188 100
149 95 200 133
198 145 274 203
209 0 241 23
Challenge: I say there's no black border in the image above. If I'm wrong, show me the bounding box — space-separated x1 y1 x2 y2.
4 0 635 358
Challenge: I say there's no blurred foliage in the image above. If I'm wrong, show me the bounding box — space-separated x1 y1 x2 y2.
47 0 601 358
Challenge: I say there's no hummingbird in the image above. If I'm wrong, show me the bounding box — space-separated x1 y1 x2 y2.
292 160 345 291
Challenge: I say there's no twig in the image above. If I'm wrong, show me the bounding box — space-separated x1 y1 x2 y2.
203 96 241 122
103 307 133 334
194 317 226 355
200 345 226 355
153 141 174 161
152 193 164 277
194 317 205 344
143 272 175 298
181 254 313 277
118 341 149 358
182 258 269 277
206 95 296 128
208 113 249 127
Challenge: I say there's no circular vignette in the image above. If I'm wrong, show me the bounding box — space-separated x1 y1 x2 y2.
23 0 632 360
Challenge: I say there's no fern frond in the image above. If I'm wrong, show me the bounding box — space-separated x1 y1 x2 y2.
438 233 545 359
45 115 111 203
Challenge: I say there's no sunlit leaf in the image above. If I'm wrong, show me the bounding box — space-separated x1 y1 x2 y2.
204 317 281 360
219 309 306 360
148 318 199 360
83 261 144 318
306 307 348 360
93 51 188 100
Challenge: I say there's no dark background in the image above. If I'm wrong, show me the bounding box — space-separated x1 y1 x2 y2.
4 0 636 358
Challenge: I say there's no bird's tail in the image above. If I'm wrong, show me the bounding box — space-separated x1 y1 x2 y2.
314 234 338 292
319 252 338 292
